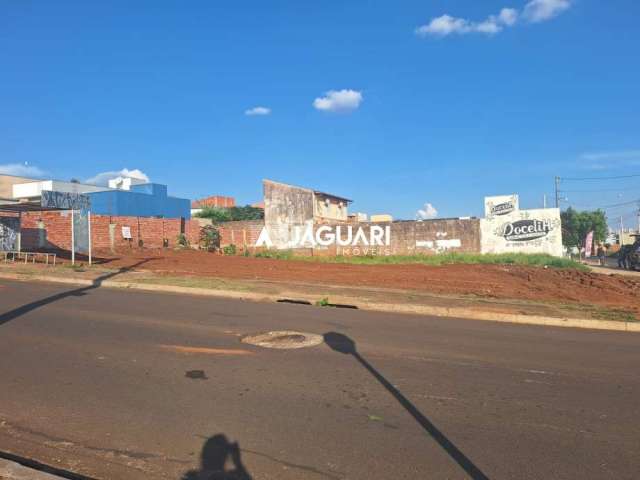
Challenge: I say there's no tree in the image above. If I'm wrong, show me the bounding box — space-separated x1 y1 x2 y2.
196 205 264 222
560 207 607 249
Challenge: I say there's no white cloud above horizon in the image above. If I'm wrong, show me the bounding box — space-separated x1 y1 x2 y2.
523 0 572 22
416 202 439 220
245 106 271 116
0 163 47 178
416 0 571 38
84 168 150 186
313 89 363 113
579 150 640 170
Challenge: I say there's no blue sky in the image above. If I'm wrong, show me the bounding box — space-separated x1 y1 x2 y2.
1 1 639 221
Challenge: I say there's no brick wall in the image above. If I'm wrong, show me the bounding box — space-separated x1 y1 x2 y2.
16 211 201 253
191 195 236 209
218 220 265 252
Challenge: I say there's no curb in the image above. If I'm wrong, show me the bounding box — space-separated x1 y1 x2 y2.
1 272 639 333
0 458 65 479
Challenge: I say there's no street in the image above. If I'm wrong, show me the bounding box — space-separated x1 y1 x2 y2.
1 279 639 479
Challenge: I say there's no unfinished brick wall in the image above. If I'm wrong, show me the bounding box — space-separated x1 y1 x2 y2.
17 211 201 253
218 220 265 252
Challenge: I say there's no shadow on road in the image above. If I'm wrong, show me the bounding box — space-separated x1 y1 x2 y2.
323 331 490 480
182 434 253 480
0 259 150 327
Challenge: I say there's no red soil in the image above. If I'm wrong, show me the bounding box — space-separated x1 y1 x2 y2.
95 249 640 317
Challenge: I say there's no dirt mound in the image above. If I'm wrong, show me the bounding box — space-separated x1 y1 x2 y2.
95 249 640 317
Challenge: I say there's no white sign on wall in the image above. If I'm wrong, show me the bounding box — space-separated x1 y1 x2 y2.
484 194 519 218
122 226 132 239
480 207 563 257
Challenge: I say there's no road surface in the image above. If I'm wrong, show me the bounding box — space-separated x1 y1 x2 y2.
1 279 639 479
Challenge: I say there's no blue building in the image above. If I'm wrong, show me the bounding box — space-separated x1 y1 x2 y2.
5 175 191 219
87 183 191 218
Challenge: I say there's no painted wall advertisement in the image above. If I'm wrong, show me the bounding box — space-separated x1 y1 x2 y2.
484 194 519 218
480 195 562 257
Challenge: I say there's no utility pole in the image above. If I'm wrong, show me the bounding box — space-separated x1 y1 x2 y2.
543 194 547 209
554 176 561 209
620 216 624 246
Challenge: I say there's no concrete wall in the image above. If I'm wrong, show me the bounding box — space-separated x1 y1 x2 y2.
263 179 315 248
13 180 106 198
480 207 563 256
217 217 480 257
0 174 36 198
334 219 480 256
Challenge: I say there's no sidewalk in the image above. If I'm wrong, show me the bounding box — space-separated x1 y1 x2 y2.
1 262 638 332
584 258 640 277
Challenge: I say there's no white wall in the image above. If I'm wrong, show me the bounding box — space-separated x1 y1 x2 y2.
480 207 563 256
13 180 108 198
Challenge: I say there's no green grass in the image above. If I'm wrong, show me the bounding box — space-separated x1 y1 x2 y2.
254 249 295 260
254 251 587 270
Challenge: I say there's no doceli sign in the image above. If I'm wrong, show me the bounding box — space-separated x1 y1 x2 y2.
502 219 554 242
484 194 519 218
481 195 563 257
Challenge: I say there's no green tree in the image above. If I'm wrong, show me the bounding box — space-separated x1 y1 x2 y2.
560 207 607 249
196 205 264 222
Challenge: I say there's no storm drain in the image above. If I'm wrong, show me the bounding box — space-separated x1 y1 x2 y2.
241 331 324 350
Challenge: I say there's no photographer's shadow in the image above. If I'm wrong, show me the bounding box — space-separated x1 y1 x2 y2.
182 434 252 480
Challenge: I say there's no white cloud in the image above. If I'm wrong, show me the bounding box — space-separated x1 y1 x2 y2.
416 15 472 37
416 203 439 220
416 8 519 37
313 89 363 113
523 0 571 23
579 150 640 169
0 163 46 178
85 168 150 186
581 150 640 162
416 1 571 38
245 106 271 116
499 7 519 26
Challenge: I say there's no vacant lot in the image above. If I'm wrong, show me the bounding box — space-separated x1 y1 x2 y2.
84 249 640 318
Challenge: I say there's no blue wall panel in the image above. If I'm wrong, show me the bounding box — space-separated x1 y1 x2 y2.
86 184 190 218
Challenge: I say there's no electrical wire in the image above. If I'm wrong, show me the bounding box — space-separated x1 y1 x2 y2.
560 173 640 181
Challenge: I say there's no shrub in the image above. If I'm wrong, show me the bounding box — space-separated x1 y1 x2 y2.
176 233 189 248
222 244 237 255
199 225 220 251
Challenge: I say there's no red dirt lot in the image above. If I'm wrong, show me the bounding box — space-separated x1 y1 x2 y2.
93 249 640 317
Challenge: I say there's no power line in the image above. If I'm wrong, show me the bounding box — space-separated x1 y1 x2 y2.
560 173 640 181
559 186 640 193
560 198 640 210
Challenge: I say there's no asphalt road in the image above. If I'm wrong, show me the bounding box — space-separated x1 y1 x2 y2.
1 279 639 480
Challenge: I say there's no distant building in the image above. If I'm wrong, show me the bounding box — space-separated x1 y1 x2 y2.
191 195 236 216
370 214 393 222
348 212 368 222
263 179 352 226
262 179 353 248
3 174 190 219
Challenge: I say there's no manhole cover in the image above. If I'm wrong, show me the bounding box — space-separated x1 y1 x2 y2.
241 331 324 350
